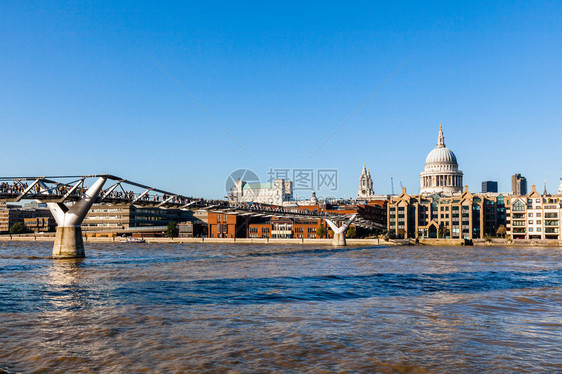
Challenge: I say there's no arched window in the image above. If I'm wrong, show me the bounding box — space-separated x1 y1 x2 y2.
513 200 525 212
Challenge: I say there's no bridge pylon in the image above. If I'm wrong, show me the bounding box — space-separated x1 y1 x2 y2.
47 177 107 258
325 214 357 246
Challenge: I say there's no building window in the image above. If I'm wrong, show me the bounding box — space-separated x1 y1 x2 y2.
529 228 533 232
528 213 533 217
536 213 541 217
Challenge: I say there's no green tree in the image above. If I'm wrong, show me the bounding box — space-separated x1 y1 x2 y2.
347 226 356 238
166 221 179 238
316 222 327 238
496 224 507 238
438 224 450 239
10 222 28 235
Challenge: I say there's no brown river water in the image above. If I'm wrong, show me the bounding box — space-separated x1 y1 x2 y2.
0 242 561 373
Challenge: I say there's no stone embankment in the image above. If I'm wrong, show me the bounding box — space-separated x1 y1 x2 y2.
1 235 560 247
0 234 401 246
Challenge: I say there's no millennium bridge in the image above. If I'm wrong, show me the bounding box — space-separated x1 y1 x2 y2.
0 175 385 258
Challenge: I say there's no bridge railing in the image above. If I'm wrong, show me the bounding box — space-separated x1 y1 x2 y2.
0 175 385 230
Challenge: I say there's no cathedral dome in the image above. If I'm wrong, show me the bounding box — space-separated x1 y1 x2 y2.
425 146 457 165
419 124 463 195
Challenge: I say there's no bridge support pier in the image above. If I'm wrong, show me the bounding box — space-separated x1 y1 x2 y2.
53 226 85 258
325 214 357 247
47 177 107 258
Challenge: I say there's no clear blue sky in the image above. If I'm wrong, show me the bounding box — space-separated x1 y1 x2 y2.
1 1 561 199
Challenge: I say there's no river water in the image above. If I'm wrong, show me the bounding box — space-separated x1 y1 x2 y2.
0 242 561 373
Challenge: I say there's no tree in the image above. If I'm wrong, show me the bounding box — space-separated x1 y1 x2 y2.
316 223 327 238
496 224 507 238
166 221 179 238
10 222 28 235
347 226 356 238
438 224 450 239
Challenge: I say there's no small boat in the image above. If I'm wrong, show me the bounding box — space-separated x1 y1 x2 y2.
121 237 145 243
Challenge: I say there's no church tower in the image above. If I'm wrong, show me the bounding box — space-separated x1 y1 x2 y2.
357 164 375 199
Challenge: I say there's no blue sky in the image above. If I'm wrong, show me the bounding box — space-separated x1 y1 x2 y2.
1 1 561 199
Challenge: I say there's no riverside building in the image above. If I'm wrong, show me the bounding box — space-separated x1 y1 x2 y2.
81 203 193 233
505 185 561 240
387 187 507 239
0 202 52 233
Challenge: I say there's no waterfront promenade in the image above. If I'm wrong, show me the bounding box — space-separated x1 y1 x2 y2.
1 234 561 247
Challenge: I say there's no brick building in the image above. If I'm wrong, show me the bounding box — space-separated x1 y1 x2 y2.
387 187 507 240
207 212 249 238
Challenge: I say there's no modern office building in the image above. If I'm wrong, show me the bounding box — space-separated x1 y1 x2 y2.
81 203 193 232
178 221 207 238
24 217 56 233
482 181 498 193
511 174 527 195
0 203 52 233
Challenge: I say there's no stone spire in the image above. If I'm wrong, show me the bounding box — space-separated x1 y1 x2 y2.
357 164 374 199
558 175 562 195
437 123 445 148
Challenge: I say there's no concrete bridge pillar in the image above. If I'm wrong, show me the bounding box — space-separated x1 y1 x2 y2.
47 177 107 258
325 214 357 247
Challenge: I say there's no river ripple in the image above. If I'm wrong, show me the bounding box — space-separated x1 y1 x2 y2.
0 242 561 373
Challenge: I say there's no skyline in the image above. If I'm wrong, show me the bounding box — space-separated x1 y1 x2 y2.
1 1 561 199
